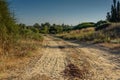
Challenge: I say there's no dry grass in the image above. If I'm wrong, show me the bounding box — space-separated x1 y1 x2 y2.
14 39 43 57
0 56 29 78
57 27 95 41
58 23 120 44
0 39 43 79
100 42 120 50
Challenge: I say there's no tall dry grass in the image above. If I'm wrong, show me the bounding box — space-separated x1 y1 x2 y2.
0 39 43 79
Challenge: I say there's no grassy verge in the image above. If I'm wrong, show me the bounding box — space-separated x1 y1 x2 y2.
57 28 95 41
0 28 44 78
0 0 44 78
0 39 43 79
57 24 120 52
57 26 120 44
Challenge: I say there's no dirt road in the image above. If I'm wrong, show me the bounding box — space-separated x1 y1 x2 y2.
3 35 120 80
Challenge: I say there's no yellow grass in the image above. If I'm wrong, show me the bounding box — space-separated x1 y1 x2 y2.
0 39 43 79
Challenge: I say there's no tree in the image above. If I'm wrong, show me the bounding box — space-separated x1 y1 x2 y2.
95 20 110 31
49 26 57 34
117 1 120 21
107 0 120 22
113 0 117 8
106 12 111 21
33 23 40 29
40 22 50 33
0 0 19 53
55 25 63 33
42 26 49 34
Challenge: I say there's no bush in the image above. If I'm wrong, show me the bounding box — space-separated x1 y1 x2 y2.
20 28 43 41
95 20 111 31
73 22 95 30
0 0 19 54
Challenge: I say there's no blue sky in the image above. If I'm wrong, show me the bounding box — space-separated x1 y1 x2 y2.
8 0 113 25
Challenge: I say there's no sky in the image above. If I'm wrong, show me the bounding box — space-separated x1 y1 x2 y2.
8 0 113 26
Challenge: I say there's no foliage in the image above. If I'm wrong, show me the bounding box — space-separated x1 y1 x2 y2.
57 24 120 43
107 0 120 22
32 22 72 34
0 0 43 56
19 24 43 41
95 20 111 31
33 23 40 29
62 24 72 32
49 25 63 34
40 25 49 34
73 22 95 30
0 0 19 54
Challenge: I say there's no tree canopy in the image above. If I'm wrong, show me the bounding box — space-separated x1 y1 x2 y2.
107 0 120 22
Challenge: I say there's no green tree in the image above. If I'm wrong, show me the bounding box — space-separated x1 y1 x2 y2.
33 23 40 29
40 22 51 34
106 12 111 21
55 25 63 33
107 0 120 22
0 0 19 54
41 26 49 34
49 26 57 34
117 1 120 21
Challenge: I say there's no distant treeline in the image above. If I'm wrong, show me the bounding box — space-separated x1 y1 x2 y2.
19 23 72 34
18 20 111 35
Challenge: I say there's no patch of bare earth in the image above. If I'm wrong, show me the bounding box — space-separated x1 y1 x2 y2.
9 37 67 80
55 37 120 80
1 36 120 80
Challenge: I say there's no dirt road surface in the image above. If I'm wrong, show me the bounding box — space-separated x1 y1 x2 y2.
2 35 120 80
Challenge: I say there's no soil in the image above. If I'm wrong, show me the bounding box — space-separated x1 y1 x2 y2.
1 35 120 80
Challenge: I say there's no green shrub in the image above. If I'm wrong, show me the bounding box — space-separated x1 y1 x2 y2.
95 20 111 31
73 22 95 30
19 28 43 41
0 0 19 54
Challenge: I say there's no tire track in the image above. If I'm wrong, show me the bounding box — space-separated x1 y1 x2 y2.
14 36 67 80
6 35 120 80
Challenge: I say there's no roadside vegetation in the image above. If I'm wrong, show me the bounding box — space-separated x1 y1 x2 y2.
0 0 120 79
57 0 120 50
0 0 43 77
57 21 120 43
1 0 119 56
0 0 44 56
